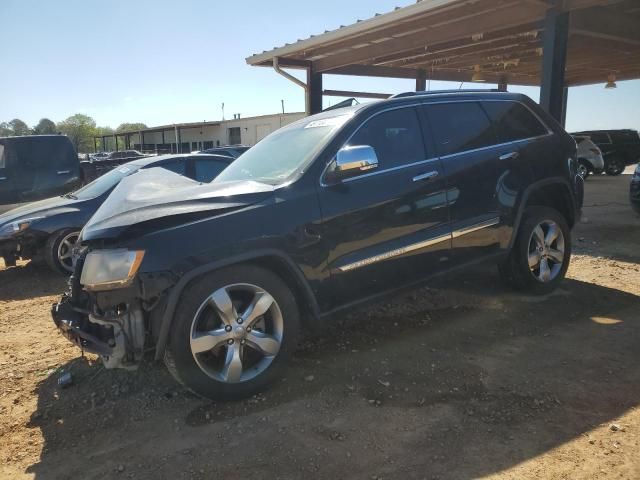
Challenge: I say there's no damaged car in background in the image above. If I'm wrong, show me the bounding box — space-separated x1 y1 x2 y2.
0 154 233 273
52 91 583 400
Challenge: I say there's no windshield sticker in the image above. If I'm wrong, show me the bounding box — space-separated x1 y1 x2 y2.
304 115 350 129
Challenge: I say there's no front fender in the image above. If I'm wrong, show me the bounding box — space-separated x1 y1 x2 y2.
152 249 319 360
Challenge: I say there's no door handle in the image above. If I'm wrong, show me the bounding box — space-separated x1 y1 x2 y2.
499 151 519 161
57 170 71 175
413 171 439 182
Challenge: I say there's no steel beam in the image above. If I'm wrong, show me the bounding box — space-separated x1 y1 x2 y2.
307 66 323 115
540 7 569 123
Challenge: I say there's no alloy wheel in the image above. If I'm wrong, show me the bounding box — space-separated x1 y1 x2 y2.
577 163 589 178
57 231 80 273
527 220 565 283
189 283 284 383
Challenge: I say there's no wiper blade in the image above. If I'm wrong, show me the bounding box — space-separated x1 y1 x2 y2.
63 193 78 200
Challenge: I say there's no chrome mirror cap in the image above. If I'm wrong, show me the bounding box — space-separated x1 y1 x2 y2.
334 145 379 179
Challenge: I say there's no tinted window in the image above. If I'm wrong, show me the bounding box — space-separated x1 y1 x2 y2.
482 101 547 142
425 102 496 156
589 133 611 144
349 107 426 169
158 159 185 175
194 158 229 182
610 131 639 144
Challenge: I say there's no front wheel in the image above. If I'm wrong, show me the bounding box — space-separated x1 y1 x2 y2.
577 160 591 179
499 207 571 295
44 229 81 274
165 265 300 400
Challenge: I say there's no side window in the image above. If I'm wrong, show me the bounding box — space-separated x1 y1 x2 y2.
425 102 496 156
482 101 548 143
589 133 610 144
349 107 426 169
0 144 5 169
194 158 228 182
159 159 185 175
610 131 636 144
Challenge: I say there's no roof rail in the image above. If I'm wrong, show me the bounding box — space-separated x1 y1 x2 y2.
390 89 502 99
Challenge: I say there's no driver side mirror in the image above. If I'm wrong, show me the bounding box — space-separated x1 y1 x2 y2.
329 145 379 183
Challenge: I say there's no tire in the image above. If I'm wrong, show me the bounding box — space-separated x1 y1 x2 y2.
605 158 624 176
164 265 300 400
499 207 571 295
44 229 81 274
577 159 591 179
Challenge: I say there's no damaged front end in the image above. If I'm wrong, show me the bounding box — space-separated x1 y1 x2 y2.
51 250 176 369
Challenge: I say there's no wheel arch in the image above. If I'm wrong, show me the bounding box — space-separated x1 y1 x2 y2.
509 178 577 250
153 249 320 360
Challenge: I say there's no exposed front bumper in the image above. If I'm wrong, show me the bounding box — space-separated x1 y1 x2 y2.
51 297 115 356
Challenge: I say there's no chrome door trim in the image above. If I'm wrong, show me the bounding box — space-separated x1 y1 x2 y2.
451 217 501 239
336 232 451 272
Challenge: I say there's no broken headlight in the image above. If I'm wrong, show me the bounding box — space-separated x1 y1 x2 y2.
80 249 145 291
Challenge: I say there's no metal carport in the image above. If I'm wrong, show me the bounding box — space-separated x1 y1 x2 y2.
246 0 640 124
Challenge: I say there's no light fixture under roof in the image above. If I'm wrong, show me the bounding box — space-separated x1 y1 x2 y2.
471 65 486 82
605 73 617 89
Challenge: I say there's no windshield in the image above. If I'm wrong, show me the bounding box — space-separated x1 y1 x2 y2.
73 164 141 200
214 114 350 185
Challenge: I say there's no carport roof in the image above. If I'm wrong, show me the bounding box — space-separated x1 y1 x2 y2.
246 0 640 87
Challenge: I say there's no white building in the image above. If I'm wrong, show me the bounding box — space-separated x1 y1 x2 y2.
97 112 305 154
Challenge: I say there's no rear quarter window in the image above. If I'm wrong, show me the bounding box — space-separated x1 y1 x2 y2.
482 101 548 143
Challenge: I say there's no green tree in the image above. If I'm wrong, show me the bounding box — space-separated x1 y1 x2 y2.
8 118 31 136
33 118 57 135
116 122 147 132
0 122 12 136
94 126 115 152
57 114 96 153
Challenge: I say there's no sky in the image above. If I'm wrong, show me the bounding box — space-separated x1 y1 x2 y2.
0 0 638 133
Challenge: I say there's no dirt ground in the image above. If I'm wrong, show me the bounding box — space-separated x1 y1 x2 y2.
1 171 639 480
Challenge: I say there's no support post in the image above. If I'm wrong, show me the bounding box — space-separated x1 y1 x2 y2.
141 131 145 153
498 77 508 92
93 137 97 153
416 69 426 91
560 86 568 127
114 134 118 152
540 6 569 123
307 65 323 115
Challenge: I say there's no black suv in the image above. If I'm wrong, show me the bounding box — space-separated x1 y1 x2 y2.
571 129 640 175
52 91 583 400
0 135 80 215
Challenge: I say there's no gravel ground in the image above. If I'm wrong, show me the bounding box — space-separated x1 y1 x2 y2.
1 171 639 480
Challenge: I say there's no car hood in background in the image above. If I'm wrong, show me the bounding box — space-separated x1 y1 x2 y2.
82 167 275 241
0 195 84 226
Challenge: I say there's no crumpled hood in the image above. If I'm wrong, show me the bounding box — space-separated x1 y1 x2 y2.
0 195 80 226
82 167 275 241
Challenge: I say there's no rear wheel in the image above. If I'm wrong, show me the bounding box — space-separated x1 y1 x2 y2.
605 157 624 176
165 265 300 400
44 229 80 274
499 207 571 295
